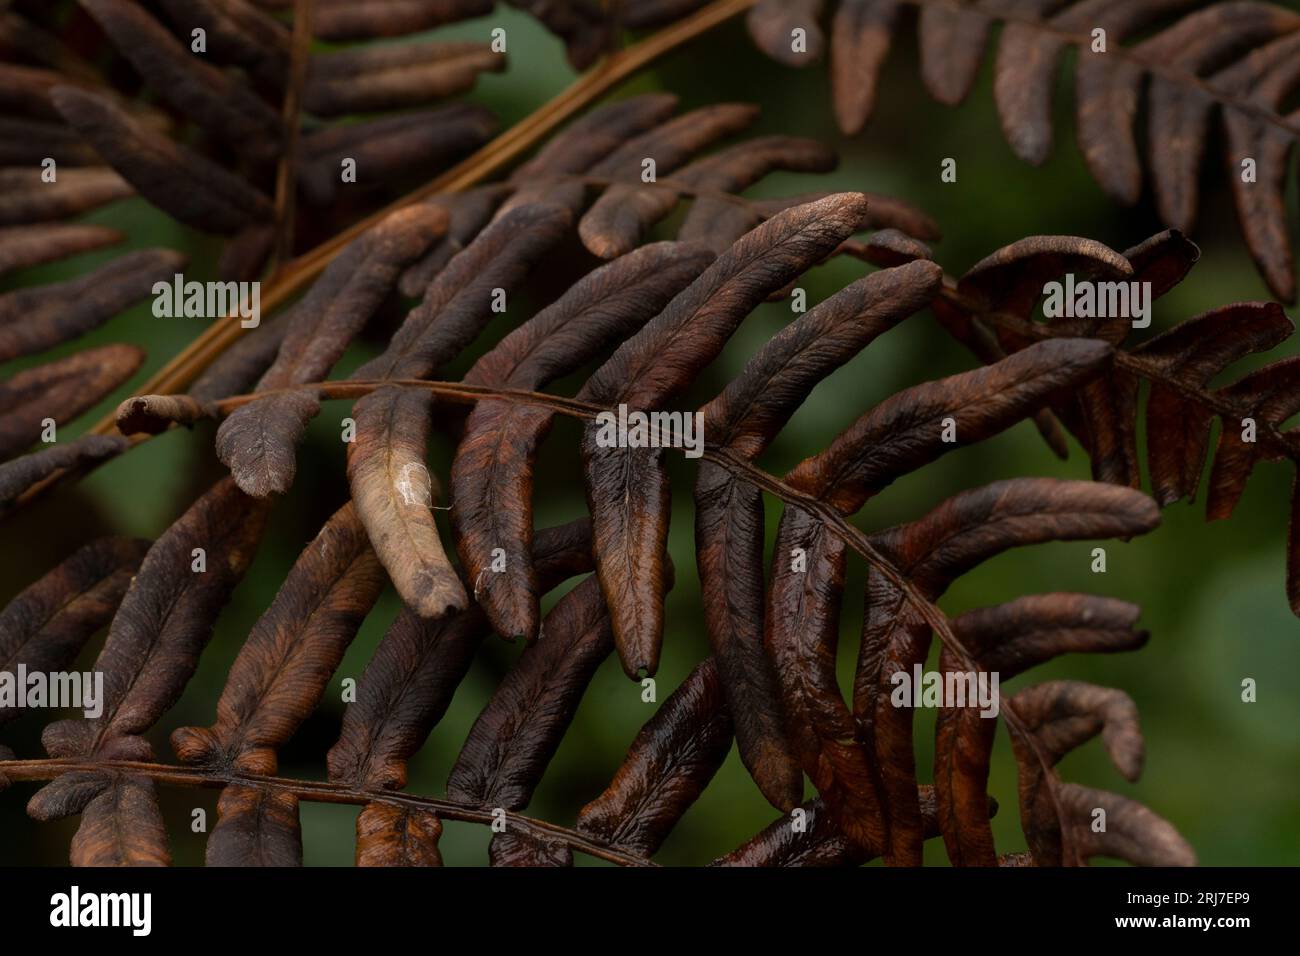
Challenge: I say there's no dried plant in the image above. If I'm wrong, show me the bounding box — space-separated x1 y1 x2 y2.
0 0 1286 869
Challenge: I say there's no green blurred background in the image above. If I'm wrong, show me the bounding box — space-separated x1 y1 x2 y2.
2 5 1298 866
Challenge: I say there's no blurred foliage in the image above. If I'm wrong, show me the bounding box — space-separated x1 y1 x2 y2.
2 7 1298 866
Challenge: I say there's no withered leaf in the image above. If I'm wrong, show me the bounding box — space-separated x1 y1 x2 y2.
356 802 443 867
712 785 974 867
452 241 713 642
1135 302 1292 506
934 595 1147 867
747 0 825 67
578 102 760 259
305 41 504 116
0 434 130 514
852 480 1160 864
446 573 621 810
830 0 901 135
156 0 290 91
0 343 145 460
80 0 283 163
0 536 149 727
327 519 592 792
26 770 112 822
489 830 573 867
314 0 494 41
0 167 133 226
0 223 123 278
41 478 270 761
171 503 385 775
217 205 447 497
51 86 273 234
299 103 497 206
398 185 510 298
70 775 170 867
348 203 570 619
576 658 732 857
696 260 941 810
0 248 186 363
207 784 302 867
581 193 873 678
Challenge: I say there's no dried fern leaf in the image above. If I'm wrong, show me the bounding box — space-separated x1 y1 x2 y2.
0 537 149 727
305 41 504 116
313 0 494 41
356 802 443 866
0 248 186 363
0 223 123 278
70 775 170 867
171 503 385 775
580 193 873 679
0 343 145 460
452 241 714 642
327 519 593 791
0 167 133 226
51 85 273 233
577 658 732 857
40 478 270 761
207 784 302 866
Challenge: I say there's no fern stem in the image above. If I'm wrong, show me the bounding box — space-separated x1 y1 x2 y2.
267 0 316 271
0 758 658 867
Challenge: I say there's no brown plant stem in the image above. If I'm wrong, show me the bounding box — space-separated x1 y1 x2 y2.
268 0 315 270
0 757 656 867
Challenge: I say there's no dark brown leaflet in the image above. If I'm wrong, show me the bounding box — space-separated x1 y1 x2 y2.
304 41 504 116
170 503 385 775
69 775 170 867
446 570 649 809
0 537 149 727
577 102 760 259
0 223 123 277
156 0 290 91
79 0 283 164
207 784 302 866
0 167 132 226
298 103 499 206
852 480 1160 864
747 0 825 67
347 203 571 619
830 0 900 135
763 340 1118 856
51 85 273 234
577 658 733 856
26 770 113 821
1138 303 1292 505
327 520 593 792
398 186 510 297
712 786 975 867
356 802 443 867
39 479 270 762
674 136 840 253
0 117 101 166
500 94 680 216
1008 680 1193 866
488 830 573 867
940 230 1300 612
580 193 874 679
0 435 130 514
0 343 145 460
933 594 1147 866
451 242 714 642
505 1 614 71
313 0 494 41
0 248 186 363
216 205 448 497
695 259 942 810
